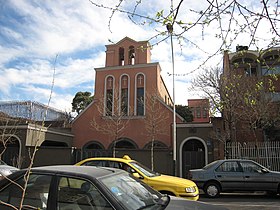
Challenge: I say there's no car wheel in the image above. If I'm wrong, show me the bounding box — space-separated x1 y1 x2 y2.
204 182 220 198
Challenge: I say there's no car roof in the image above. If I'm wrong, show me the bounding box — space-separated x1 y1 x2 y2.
79 157 134 163
216 159 255 162
14 165 124 179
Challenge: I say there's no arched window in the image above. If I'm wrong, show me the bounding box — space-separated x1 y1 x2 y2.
129 46 135 65
119 47 125 66
261 50 280 75
231 53 258 76
135 73 145 116
120 75 129 116
84 141 104 150
105 76 114 116
109 138 138 150
144 141 168 149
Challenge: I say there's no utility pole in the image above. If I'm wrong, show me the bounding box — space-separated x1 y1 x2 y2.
167 23 177 176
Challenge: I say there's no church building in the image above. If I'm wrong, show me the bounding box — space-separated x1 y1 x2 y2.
72 37 184 152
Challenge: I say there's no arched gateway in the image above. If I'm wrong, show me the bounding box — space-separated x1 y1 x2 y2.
179 137 208 178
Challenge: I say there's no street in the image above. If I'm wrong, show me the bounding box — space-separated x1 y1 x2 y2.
199 192 280 210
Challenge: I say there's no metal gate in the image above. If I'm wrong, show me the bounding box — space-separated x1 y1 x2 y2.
182 151 205 178
226 141 280 171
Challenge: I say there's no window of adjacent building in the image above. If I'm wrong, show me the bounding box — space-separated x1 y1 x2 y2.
119 47 125 66
232 57 257 75
203 106 208 118
261 52 280 75
120 75 129 116
196 107 201 118
261 65 280 75
136 74 145 116
189 107 194 116
105 76 114 116
245 67 257 76
129 46 135 65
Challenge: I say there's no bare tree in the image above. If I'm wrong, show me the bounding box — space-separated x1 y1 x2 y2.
191 67 223 116
88 0 279 71
0 113 18 164
91 89 131 157
144 92 169 170
0 55 58 209
192 65 280 143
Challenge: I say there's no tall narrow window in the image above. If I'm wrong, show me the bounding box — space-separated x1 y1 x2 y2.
196 107 201 118
203 107 208 118
120 75 129 115
105 76 114 116
119 47 124 66
129 46 135 65
136 74 145 116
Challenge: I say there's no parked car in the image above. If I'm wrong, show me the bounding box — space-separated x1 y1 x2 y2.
0 165 229 210
76 155 199 201
0 160 18 180
188 159 280 198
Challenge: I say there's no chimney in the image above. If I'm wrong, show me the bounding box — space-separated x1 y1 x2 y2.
236 45 248 52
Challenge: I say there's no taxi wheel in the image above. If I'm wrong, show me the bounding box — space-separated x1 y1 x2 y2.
204 182 220 198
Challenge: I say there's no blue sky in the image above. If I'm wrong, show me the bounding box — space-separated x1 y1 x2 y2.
0 0 277 113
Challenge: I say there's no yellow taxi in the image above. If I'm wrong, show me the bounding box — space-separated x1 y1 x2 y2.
76 155 199 200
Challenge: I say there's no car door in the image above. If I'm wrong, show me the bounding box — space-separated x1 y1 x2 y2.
239 160 273 191
214 160 244 191
0 173 54 210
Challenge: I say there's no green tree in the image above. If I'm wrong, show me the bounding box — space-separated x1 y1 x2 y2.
72 91 94 114
175 105 193 122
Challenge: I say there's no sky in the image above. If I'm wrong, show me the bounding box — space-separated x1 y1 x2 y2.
0 0 278 114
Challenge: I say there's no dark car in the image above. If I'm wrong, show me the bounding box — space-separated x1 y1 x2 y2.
0 165 228 210
189 159 280 198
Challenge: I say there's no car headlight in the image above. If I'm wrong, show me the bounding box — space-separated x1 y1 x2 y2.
0 169 12 177
185 187 196 193
0 170 10 180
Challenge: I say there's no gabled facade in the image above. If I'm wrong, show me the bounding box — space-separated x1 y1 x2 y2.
72 37 183 151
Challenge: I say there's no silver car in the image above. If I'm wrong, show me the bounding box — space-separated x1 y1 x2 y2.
188 159 280 198
0 160 18 180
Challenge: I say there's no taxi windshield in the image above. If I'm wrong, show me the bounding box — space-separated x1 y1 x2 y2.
130 161 160 177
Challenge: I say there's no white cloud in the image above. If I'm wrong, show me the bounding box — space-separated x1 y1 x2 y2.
0 0 278 111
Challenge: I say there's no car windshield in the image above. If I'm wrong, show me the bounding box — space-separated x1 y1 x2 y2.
0 160 7 166
100 173 168 210
130 161 159 177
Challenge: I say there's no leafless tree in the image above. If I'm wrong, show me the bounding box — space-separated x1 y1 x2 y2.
91 89 132 157
192 65 280 143
88 0 279 72
0 55 58 209
0 113 19 164
143 92 169 170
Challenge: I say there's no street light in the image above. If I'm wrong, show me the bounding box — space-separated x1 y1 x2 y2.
167 23 177 176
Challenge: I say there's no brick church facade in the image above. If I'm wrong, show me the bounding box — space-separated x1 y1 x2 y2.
72 37 184 151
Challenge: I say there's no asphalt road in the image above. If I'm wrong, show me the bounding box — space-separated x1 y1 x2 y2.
199 192 280 210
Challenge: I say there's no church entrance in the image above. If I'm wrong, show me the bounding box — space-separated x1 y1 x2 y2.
181 139 206 178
